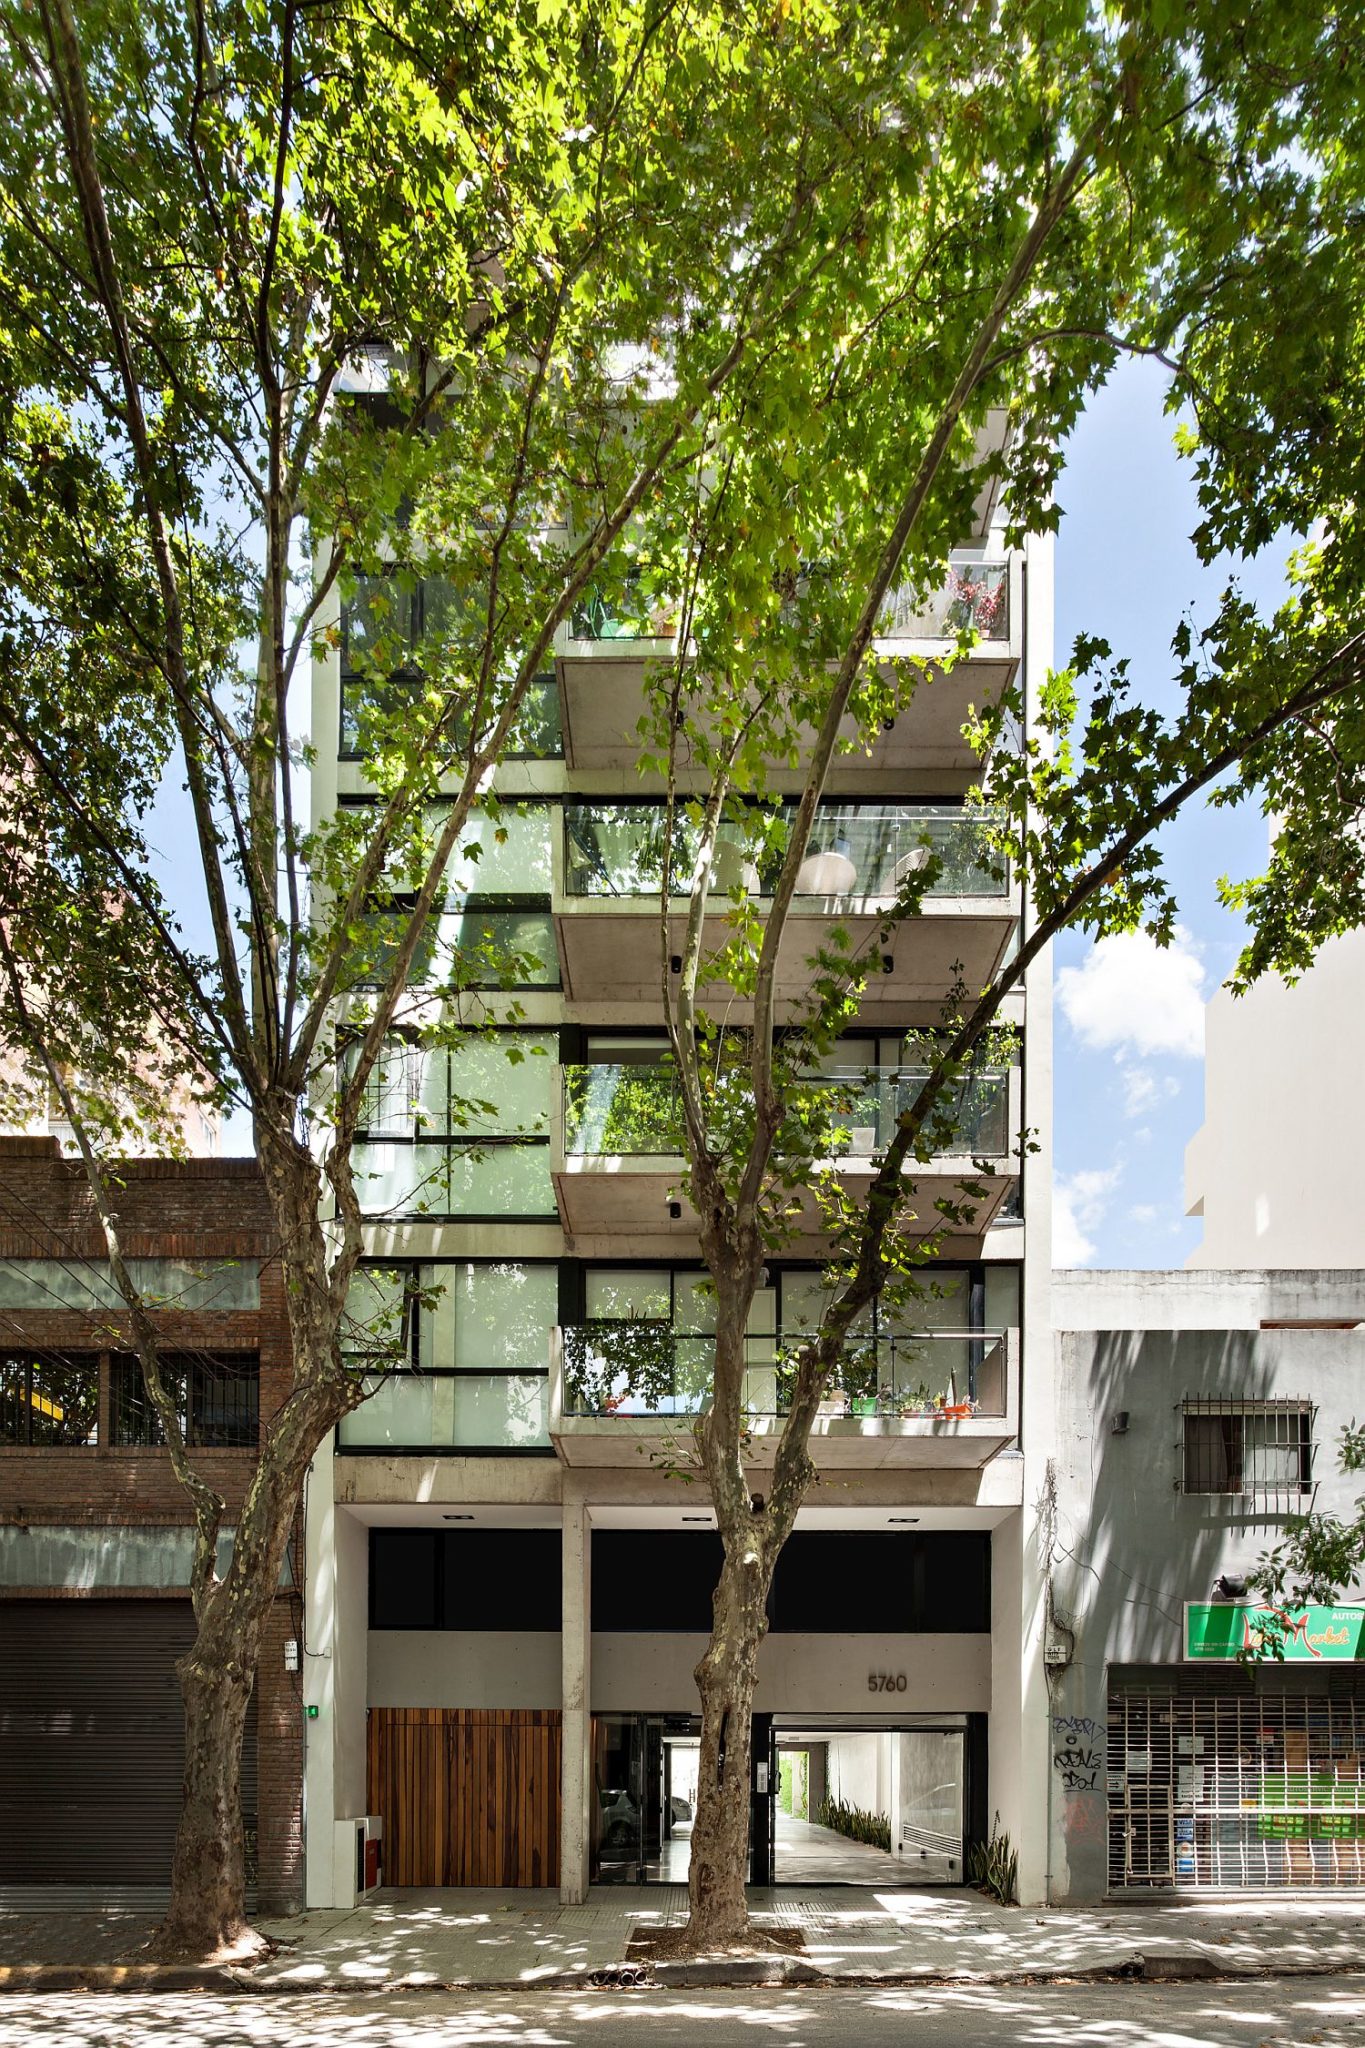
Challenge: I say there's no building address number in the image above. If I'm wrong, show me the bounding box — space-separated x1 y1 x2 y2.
868 1672 908 1692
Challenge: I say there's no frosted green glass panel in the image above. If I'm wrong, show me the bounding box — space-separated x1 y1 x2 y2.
338 1374 436 1447
444 805 551 898
452 1373 549 1448
449 1033 554 1135
445 1145 553 1214
424 1261 558 1372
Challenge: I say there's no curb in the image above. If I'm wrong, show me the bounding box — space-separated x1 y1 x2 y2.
0 1965 263 1994
4 1953 1365 1996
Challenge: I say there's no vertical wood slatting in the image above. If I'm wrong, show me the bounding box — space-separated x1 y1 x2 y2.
367 1707 561 1886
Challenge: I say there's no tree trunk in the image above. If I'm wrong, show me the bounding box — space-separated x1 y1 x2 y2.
686 1539 770 1946
145 1121 363 1960
154 1636 257 1957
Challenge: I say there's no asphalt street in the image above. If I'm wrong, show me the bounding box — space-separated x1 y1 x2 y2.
4 1981 1365 2048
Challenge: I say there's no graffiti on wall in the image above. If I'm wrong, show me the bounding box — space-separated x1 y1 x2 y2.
1052 1715 1103 1794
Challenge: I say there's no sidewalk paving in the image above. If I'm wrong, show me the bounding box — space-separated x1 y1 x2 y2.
7 1885 1365 1990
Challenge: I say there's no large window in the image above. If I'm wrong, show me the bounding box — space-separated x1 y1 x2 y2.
339 1260 559 1452
563 1261 1019 1418
339 574 562 759
110 1353 259 1448
353 1030 556 1218
369 1527 563 1628
351 803 557 993
0 1352 100 1446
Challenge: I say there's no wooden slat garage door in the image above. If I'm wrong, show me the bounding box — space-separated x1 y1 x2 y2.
367 1707 560 1886
0 1600 257 1886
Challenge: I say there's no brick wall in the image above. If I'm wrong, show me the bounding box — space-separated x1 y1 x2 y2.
0 1138 305 1908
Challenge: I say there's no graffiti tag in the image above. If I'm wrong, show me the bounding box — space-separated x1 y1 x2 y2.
1053 1727 1103 1793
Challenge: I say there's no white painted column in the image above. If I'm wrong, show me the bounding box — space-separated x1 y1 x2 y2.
560 1490 592 1903
303 1455 370 1907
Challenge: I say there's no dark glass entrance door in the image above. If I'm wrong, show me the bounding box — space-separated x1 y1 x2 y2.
592 1713 702 1882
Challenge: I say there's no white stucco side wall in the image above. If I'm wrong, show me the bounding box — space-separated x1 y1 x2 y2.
1185 928 1365 1268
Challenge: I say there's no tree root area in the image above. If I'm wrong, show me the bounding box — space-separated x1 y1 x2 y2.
124 1923 279 1968
627 1925 807 1962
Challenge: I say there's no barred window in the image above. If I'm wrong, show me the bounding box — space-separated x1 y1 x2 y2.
0 1352 100 1446
1182 1398 1314 1502
111 1353 259 1449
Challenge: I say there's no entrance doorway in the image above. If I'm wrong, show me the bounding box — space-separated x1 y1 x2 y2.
770 1724 968 1885
592 1714 705 1884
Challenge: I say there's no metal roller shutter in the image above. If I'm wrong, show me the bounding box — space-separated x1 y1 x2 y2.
1109 1669 1365 1890
0 1600 257 1887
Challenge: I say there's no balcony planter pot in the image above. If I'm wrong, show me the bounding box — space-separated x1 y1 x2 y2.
850 1396 878 1418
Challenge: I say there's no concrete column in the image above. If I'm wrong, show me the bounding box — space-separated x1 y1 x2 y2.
303 1455 370 1907
560 1488 592 1903
989 1507 1026 1886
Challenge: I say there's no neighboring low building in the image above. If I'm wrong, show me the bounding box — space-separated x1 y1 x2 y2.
1050 1268 1365 1902
1185 928 1365 1268
0 1137 302 1909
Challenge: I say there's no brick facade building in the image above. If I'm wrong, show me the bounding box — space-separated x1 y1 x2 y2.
0 1137 302 1908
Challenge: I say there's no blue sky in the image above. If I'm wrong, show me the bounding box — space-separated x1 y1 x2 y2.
1049 357 1291 1268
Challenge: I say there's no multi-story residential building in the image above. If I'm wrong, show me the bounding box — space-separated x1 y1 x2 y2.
303 487 1055 1905
1051 1267 1365 1901
0 1137 302 1910
1186 927 1365 1268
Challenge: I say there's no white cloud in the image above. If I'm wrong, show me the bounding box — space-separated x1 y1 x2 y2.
1054 1165 1121 1267
1128 1203 1159 1225
1057 928 1206 1059
1119 1062 1181 1118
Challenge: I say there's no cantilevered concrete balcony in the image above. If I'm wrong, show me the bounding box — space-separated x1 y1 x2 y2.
547 1323 1019 1470
552 800 1019 1011
555 555 1021 775
548 1060 1018 1240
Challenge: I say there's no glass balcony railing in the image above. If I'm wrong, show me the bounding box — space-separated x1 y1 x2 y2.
879 562 1009 641
562 802 1007 900
561 1064 1011 1161
569 575 678 641
559 1324 1008 1420
567 560 1010 645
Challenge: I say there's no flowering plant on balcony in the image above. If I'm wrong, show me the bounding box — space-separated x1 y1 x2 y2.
944 567 1007 637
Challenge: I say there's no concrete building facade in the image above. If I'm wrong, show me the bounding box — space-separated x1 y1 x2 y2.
1050 1268 1365 1903
303 493 1056 1904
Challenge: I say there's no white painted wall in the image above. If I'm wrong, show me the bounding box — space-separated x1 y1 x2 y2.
303 1472 371 1908
1186 928 1365 1267
825 1731 888 1817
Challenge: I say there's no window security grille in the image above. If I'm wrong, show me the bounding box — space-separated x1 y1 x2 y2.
1109 1679 1365 1890
111 1354 259 1448
1180 1397 1315 1509
0 1352 100 1446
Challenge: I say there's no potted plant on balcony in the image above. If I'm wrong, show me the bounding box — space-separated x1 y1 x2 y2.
840 1352 879 1417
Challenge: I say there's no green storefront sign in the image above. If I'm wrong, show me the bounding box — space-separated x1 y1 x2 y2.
1184 1602 1365 1662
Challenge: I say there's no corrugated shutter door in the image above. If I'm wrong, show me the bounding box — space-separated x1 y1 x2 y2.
0 1600 258 1886
1108 1670 1365 1890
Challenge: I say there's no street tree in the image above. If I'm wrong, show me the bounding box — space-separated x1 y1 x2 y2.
0 0 973 1958
586 1 1365 1948
0 0 1360 1965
